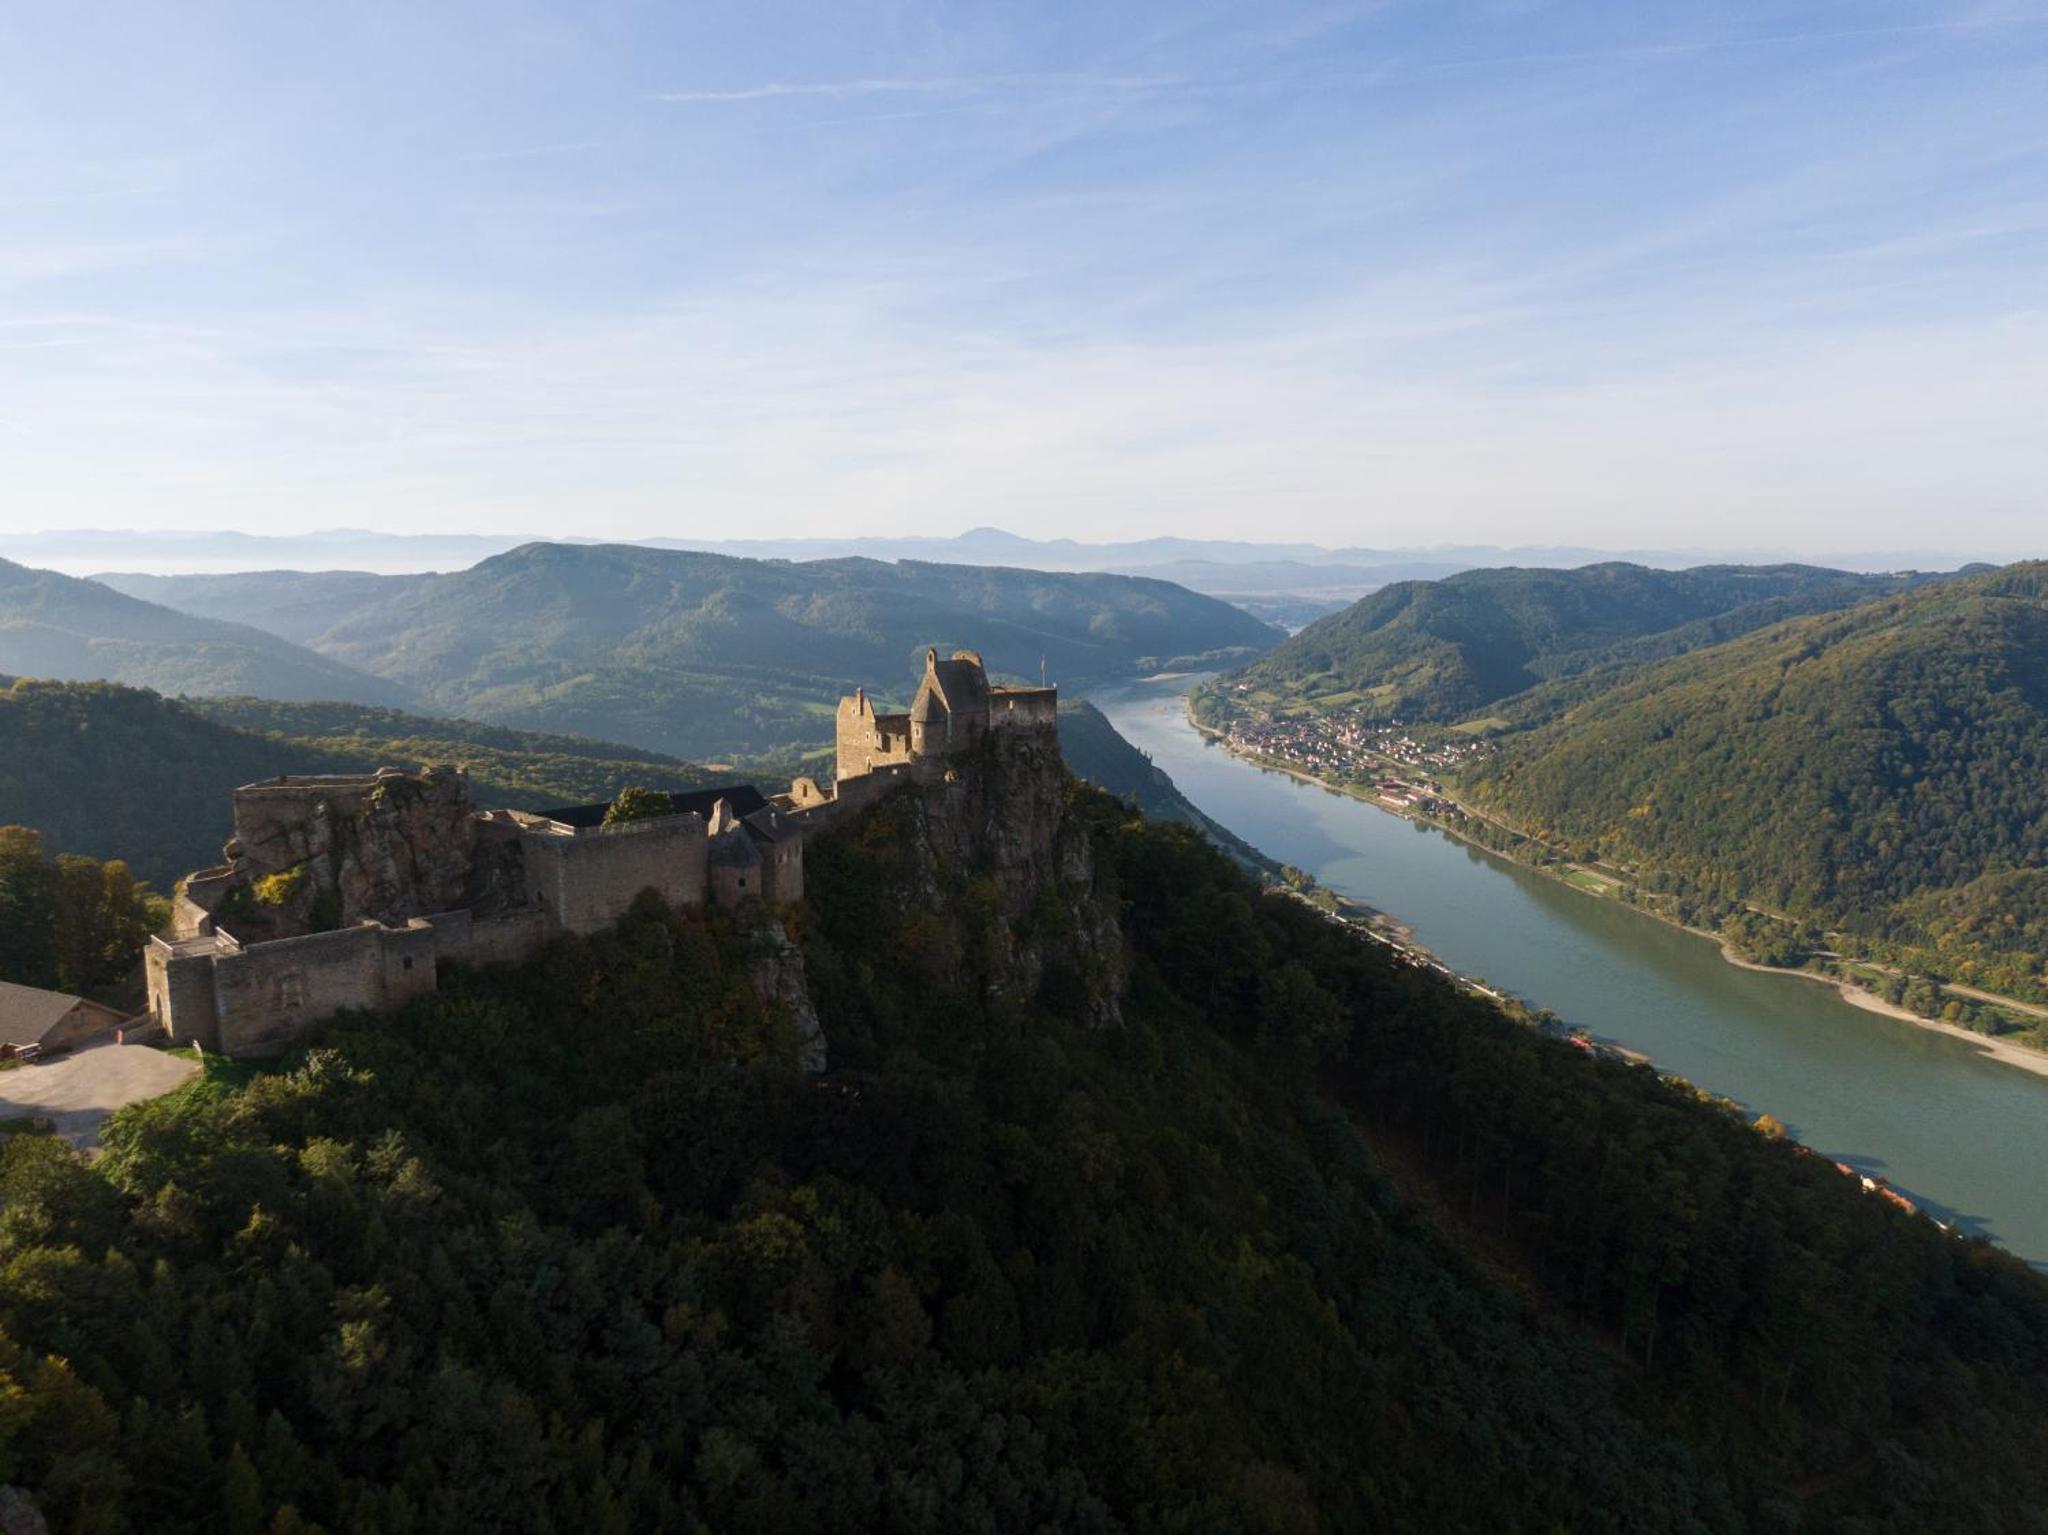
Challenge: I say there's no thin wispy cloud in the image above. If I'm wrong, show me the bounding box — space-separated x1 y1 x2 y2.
654 73 1172 104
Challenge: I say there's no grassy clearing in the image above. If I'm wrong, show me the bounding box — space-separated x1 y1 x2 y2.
1563 866 1625 895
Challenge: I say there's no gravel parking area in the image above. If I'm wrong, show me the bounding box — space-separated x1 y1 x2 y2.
0 1039 200 1150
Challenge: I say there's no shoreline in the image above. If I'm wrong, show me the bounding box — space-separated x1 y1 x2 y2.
1188 698 2048 1084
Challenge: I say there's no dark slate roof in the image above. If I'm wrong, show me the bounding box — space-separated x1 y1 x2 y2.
743 805 803 843
539 783 767 829
930 655 990 715
0 980 91 1047
709 827 764 867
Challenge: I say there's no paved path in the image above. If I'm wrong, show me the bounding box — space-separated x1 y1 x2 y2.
0 1040 199 1150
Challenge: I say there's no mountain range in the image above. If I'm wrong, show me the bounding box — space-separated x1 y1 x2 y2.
6 522 1997 587
0 556 410 708
96 543 1278 759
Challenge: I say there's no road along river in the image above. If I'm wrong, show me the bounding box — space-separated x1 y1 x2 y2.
1089 676 2048 1264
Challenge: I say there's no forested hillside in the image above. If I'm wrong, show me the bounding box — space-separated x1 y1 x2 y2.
1054 699 1273 872
0 558 408 707
2 774 2045 1530
1236 562 1945 723
103 544 1279 759
1462 565 2048 999
0 680 718 887
99 569 426 648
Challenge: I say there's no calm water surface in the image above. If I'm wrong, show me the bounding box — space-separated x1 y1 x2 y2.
1091 678 2048 1263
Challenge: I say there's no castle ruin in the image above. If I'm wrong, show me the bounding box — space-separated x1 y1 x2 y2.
147 648 1057 1058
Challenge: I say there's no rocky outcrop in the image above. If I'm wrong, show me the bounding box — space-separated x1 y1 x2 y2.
876 727 1125 1028
225 767 477 936
749 920 827 1073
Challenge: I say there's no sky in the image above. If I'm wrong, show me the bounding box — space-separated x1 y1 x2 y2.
2 0 2045 555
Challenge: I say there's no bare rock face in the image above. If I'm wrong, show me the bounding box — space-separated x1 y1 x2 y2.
228 767 478 936
887 729 1125 1028
749 920 827 1073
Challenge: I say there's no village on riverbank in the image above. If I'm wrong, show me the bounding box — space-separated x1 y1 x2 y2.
1190 684 2048 1084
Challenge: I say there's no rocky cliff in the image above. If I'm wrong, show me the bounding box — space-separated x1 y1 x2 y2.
804 725 1126 1038
222 767 477 938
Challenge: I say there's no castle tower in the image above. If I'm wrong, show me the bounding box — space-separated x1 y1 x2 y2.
909 648 991 757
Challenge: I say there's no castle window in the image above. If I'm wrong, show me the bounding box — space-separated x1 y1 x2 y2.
280 974 305 1010
402 956 415 971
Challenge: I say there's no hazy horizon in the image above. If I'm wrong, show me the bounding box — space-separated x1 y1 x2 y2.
6 2 2046 549
0 521 2027 580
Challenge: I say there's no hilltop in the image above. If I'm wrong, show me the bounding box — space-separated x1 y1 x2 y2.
0 557 407 707
0 679 720 887
1232 562 1949 724
1463 563 2048 1001
102 543 1279 760
0 680 1244 895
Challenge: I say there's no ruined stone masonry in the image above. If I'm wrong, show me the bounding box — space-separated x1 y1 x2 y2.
147 647 1059 1060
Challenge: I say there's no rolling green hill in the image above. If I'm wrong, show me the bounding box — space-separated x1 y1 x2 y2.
1465 564 2048 999
104 544 1280 760
1234 562 1945 723
0 558 409 707
0 680 720 887
97 568 426 647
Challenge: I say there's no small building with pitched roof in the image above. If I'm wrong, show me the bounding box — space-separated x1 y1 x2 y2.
0 979 127 1056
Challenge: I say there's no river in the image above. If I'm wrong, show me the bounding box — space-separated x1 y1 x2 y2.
1089 677 2048 1264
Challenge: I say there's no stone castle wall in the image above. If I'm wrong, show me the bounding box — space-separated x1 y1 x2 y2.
146 646 1055 1061
991 687 1059 731
836 691 913 782
159 920 440 1057
513 813 710 935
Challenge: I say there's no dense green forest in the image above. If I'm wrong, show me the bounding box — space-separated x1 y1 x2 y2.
1464 566 2048 1001
2 774 2045 1530
0 680 718 888
1236 562 1946 724
0 559 404 708
99 544 1279 760
0 827 163 999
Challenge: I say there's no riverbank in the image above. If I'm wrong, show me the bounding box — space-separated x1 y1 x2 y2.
1191 699 2048 1083
1707 939 2048 1083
